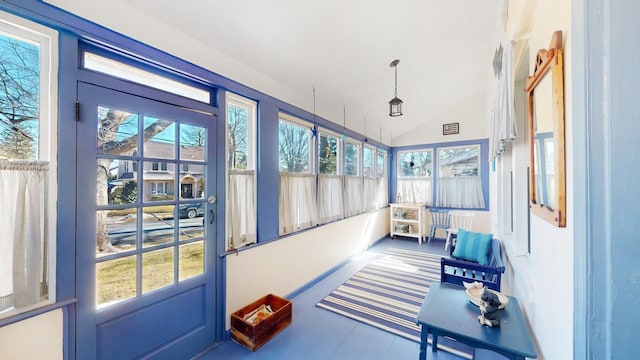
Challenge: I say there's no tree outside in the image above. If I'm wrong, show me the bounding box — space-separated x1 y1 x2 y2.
344 141 359 176
279 120 310 173
227 104 248 170
0 34 39 160
318 133 338 175
399 151 432 177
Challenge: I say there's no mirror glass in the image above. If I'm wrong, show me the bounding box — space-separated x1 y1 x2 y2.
532 71 554 208
526 30 565 227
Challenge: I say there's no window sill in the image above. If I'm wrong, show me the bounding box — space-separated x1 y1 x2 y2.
0 298 76 327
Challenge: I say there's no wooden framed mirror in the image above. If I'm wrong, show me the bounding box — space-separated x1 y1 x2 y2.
525 30 566 227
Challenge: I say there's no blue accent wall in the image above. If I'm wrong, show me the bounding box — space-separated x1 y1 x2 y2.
257 102 280 241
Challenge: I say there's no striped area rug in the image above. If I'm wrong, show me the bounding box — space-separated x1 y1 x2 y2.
316 248 474 359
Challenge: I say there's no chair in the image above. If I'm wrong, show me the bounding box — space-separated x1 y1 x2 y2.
444 211 475 251
428 208 450 245
440 237 505 291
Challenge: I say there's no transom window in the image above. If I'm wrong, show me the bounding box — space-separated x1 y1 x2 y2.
83 51 210 103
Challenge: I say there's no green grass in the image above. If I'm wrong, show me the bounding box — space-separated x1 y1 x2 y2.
96 241 204 305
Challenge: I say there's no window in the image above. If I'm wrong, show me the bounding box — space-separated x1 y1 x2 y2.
318 130 340 175
182 163 189 172
226 93 257 249
0 12 58 319
362 145 377 211
344 140 360 176
83 52 210 103
151 182 168 194
363 145 375 177
437 145 485 208
376 149 389 208
377 149 387 178
278 113 316 234
343 138 363 216
396 149 433 205
151 162 167 171
317 129 343 224
278 114 312 173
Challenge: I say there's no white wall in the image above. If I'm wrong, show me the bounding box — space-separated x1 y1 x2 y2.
491 0 573 359
0 310 63 360
393 91 490 146
226 208 389 328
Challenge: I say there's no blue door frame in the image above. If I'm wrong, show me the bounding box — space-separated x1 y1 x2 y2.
75 77 219 359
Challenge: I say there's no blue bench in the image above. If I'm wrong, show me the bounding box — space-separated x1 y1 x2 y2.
440 238 505 291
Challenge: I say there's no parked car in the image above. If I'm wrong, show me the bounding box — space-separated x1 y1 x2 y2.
178 202 205 219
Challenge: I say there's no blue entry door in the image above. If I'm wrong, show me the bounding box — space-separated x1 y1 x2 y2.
76 81 218 359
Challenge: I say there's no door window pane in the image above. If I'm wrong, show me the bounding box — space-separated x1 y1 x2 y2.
180 124 206 162
97 255 136 306
179 241 204 281
96 209 138 255
142 247 175 293
142 205 175 248
143 116 175 159
97 107 139 155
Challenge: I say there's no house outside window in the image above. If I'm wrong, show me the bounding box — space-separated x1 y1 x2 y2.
436 145 485 208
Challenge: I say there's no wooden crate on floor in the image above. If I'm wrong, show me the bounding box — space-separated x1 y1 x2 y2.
230 294 292 351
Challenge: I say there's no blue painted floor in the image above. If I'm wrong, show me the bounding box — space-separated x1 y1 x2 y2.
197 237 506 360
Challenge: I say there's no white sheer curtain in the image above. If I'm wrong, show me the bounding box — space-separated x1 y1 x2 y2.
436 176 485 208
228 170 256 249
397 178 433 205
0 160 48 311
376 177 389 209
362 177 377 211
343 176 363 217
279 173 317 235
317 175 344 224
489 40 517 160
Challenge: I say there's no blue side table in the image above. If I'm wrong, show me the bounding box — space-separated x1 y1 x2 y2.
415 282 537 360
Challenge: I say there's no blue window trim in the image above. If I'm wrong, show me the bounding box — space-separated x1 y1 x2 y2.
391 138 490 211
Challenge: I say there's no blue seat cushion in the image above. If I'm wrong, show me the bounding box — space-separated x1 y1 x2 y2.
451 229 493 265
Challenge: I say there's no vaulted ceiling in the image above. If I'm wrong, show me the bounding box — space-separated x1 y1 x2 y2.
47 0 505 145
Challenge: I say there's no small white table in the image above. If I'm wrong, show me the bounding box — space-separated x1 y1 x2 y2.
390 203 428 243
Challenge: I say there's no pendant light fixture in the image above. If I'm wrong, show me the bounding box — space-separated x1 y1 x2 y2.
388 59 403 117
